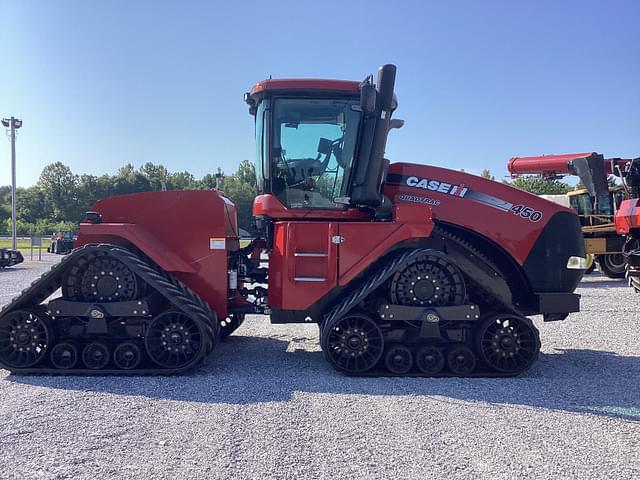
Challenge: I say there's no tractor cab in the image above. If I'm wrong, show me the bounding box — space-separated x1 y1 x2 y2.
568 186 627 227
245 65 398 224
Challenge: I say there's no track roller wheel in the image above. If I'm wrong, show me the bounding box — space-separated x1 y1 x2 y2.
145 311 204 369
219 314 245 340
415 345 445 375
447 346 476 375
390 252 465 307
0 310 51 368
113 342 142 370
384 344 414 374
322 313 384 374
82 342 110 369
50 343 79 369
476 314 540 374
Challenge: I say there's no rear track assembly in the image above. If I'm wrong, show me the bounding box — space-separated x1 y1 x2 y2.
0 244 218 375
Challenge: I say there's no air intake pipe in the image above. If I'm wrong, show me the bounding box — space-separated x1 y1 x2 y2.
350 64 397 207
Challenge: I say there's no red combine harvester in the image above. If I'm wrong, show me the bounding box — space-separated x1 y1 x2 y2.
509 152 640 286
0 65 585 376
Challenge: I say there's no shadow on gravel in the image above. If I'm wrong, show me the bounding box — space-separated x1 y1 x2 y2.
0 266 28 272
579 279 628 289
7 336 639 421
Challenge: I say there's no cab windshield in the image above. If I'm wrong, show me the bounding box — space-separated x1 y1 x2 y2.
270 98 360 209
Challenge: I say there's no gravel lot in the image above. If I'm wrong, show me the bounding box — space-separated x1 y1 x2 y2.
0 256 638 479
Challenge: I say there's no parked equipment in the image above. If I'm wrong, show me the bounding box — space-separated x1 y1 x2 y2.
508 152 629 278
0 249 23 268
48 231 76 255
613 158 640 290
0 65 585 376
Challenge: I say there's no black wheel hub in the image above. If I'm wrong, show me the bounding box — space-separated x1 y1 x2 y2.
0 310 50 368
96 275 118 296
50 343 78 369
413 280 435 301
342 328 366 352
477 315 540 373
391 253 465 307
323 314 384 374
82 342 110 369
145 311 203 369
447 346 476 375
384 345 413 374
113 342 142 370
81 257 137 301
416 345 445 374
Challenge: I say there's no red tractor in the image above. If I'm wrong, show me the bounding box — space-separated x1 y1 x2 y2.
0 65 585 376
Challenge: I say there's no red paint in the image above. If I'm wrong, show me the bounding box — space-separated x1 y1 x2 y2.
615 199 640 234
250 79 360 97
385 163 574 265
507 152 595 177
253 194 370 221
267 203 432 311
268 222 339 310
77 190 239 317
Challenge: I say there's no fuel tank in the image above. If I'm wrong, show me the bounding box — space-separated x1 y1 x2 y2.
76 190 239 317
384 163 585 293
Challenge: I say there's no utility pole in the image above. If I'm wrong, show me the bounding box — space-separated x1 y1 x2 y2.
2 117 22 250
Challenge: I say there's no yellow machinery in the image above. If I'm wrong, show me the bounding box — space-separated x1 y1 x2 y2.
567 186 626 277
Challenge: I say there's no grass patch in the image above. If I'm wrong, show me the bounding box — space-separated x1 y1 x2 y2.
0 240 35 250
0 239 49 252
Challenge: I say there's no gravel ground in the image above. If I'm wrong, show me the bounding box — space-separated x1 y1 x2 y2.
0 256 638 479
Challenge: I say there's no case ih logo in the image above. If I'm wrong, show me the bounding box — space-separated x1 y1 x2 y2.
405 176 468 197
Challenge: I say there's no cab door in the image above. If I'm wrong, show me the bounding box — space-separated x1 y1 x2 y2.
269 221 339 311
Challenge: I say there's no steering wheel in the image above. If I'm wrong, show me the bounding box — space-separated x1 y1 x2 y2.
281 136 344 187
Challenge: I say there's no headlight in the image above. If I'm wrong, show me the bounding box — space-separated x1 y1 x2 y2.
566 256 588 269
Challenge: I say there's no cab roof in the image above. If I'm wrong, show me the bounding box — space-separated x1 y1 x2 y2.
249 78 361 97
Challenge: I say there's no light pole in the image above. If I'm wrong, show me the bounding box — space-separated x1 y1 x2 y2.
2 117 22 251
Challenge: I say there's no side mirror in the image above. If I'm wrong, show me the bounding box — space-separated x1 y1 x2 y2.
389 119 404 131
317 137 333 155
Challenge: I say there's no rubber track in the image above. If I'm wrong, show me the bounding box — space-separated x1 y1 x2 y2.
432 224 520 315
321 240 539 378
0 244 218 375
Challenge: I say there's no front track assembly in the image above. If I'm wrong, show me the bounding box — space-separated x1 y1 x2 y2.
320 243 541 377
0 244 219 375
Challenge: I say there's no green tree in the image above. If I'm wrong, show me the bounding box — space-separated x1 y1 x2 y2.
481 169 495 181
216 161 257 232
0 186 11 226
112 164 151 195
37 161 80 221
235 160 256 186
16 186 46 223
167 171 197 189
506 176 571 195
139 162 169 191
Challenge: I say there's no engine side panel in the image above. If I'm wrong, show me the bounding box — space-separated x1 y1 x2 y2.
384 163 576 265
77 190 238 317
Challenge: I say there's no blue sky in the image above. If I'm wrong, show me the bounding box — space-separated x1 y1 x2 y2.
1 0 638 187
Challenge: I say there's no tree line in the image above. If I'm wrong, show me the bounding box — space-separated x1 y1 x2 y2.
0 160 257 236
